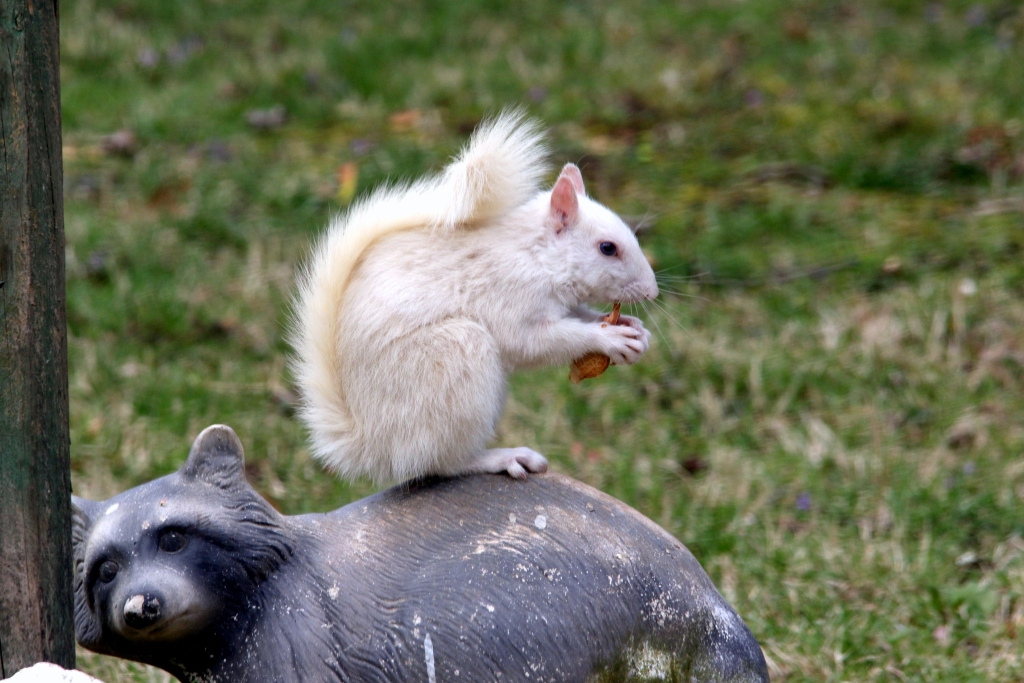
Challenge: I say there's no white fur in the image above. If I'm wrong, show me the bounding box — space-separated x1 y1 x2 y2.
291 111 658 483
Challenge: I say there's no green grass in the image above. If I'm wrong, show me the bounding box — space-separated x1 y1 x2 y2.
61 0 1024 680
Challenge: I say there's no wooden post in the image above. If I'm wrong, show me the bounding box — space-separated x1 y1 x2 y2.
0 0 75 677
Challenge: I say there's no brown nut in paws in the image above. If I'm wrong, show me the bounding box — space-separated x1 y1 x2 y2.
569 303 621 384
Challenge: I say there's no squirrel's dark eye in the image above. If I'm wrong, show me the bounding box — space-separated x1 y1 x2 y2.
158 531 188 554
98 560 119 583
599 242 617 257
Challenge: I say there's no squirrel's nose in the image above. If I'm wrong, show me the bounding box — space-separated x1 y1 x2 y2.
124 593 162 629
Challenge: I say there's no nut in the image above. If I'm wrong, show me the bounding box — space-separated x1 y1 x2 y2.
569 303 620 384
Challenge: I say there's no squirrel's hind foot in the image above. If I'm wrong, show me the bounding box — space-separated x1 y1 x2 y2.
475 447 548 480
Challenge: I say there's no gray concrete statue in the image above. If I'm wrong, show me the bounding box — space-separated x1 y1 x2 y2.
72 425 768 682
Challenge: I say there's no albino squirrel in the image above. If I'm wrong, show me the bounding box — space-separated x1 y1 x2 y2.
292 112 658 484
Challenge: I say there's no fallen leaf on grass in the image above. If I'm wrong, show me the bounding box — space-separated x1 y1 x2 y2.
389 109 421 132
246 105 287 131
102 129 138 158
337 162 358 204
681 457 709 476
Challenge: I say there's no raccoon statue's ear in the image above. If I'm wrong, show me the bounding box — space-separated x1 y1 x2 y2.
71 495 104 646
70 497 98 561
71 495 100 524
181 424 248 489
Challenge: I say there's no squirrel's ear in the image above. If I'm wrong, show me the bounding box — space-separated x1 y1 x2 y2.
180 424 247 489
549 175 579 234
557 163 586 195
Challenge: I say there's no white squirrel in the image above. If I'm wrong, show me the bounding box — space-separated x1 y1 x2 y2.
291 111 658 484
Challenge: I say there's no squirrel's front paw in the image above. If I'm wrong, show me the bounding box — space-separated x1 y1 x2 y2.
617 315 651 346
598 320 649 365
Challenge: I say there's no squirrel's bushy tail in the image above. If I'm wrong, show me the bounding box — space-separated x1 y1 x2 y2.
434 111 548 231
290 110 547 476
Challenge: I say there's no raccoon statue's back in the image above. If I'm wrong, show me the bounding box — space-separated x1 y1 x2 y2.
72 425 768 683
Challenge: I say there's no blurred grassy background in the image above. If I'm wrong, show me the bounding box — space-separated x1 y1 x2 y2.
60 0 1024 681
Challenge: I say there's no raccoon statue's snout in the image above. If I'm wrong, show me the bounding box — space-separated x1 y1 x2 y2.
123 593 162 630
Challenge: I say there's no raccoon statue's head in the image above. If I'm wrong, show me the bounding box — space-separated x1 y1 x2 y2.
72 425 295 668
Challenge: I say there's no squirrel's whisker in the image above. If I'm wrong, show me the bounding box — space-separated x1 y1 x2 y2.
655 265 705 277
647 297 696 342
656 288 712 303
640 300 669 347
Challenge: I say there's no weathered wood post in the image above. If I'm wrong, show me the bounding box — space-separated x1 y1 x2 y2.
0 0 75 677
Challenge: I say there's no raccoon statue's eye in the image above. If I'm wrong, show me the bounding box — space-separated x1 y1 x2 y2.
599 242 617 257
98 560 119 583
158 530 188 554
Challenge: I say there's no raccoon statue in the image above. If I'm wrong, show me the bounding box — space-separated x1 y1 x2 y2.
72 425 768 683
